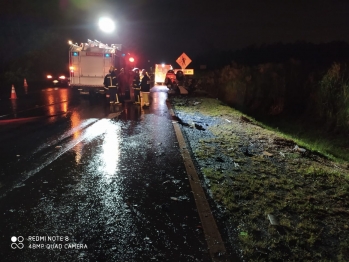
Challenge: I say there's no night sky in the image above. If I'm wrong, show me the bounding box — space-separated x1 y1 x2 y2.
1 0 349 69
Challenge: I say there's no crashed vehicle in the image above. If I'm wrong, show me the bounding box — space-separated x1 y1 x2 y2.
175 70 185 86
164 70 179 94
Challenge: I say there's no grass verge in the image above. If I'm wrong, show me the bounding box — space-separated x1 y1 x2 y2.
172 95 349 261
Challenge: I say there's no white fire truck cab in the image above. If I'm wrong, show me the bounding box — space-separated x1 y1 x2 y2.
69 39 130 95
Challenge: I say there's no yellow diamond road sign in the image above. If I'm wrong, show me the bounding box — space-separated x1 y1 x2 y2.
176 53 192 69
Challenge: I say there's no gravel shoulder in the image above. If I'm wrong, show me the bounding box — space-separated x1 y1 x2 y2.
170 95 349 261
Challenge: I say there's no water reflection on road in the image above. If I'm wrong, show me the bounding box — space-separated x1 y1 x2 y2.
42 88 69 121
0 87 72 120
0 85 212 261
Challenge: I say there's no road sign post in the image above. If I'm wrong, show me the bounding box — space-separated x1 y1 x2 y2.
176 53 192 69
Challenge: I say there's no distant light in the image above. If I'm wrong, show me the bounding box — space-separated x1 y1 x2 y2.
162 64 165 67
98 17 115 33
105 53 111 58
47 75 52 79
68 40 72 45
72 52 79 56
59 76 66 79
129 57 134 62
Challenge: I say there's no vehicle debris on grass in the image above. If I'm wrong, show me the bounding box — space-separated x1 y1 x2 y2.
170 95 349 261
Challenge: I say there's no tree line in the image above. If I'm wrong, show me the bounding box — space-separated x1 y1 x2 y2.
195 41 349 132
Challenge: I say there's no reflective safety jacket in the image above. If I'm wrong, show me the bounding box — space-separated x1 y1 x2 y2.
104 72 118 88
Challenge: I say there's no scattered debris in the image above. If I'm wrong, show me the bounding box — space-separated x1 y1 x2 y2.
172 96 349 261
293 145 306 153
225 119 231 123
55 146 62 148
263 151 273 157
144 236 152 244
178 195 189 201
170 197 178 201
193 101 201 106
16 155 20 157
267 214 279 225
194 123 205 131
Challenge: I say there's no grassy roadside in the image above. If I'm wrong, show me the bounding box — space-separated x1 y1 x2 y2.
171 95 349 261
253 114 349 163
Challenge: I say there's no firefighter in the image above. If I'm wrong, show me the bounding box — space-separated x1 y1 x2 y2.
103 66 120 104
140 69 151 107
132 68 141 104
117 68 127 104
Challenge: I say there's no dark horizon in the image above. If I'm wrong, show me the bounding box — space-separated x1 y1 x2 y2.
1 0 349 70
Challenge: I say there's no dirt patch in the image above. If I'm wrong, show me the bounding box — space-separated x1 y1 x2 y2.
170 95 349 261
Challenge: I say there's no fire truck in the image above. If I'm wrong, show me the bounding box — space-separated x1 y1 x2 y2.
69 39 133 95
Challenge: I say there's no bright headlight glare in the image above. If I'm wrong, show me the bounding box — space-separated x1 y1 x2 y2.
98 17 115 33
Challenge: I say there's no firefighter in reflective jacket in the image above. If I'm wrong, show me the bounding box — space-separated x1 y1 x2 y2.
104 66 120 104
132 68 141 104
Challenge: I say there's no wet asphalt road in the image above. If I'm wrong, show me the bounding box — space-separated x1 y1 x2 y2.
0 86 211 261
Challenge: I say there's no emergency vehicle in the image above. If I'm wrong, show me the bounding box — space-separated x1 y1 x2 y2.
69 39 134 95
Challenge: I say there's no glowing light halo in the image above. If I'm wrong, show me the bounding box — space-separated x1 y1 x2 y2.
98 17 115 33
